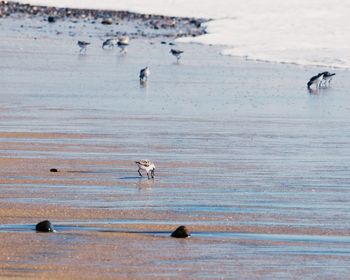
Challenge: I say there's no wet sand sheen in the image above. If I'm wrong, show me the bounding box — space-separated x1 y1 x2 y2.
1 14 350 279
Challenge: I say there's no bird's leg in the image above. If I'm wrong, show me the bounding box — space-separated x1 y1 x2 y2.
138 169 142 177
147 172 150 179
151 169 155 179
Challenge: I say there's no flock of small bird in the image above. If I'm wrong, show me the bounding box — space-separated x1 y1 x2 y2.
78 36 130 54
77 37 184 83
79 36 337 180
78 37 183 179
307 71 336 89
135 70 337 179
101 37 129 53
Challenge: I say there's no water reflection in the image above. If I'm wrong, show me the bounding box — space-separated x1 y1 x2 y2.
308 87 320 95
136 178 154 190
139 80 148 88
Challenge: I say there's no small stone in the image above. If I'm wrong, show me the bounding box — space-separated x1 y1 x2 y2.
35 220 55 233
101 18 113 25
48 16 56 23
161 41 167 45
171 225 190 238
50 168 58 172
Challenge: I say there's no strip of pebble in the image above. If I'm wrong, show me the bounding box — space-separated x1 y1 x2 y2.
0 1 208 38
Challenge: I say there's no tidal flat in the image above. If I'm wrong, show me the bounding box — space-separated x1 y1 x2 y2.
1 6 350 279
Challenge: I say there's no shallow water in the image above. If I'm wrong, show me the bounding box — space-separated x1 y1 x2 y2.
16 0 350 68
1 17 350 279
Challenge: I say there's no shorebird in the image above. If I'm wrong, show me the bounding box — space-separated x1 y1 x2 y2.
77 40 90 53
102 38 117 49
117 36 129 53
139 66 150 81
307 73 324 89
170 49 184 62
319 71 336 87
135 160 155 179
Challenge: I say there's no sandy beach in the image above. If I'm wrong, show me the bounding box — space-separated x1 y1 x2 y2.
1 3 350 279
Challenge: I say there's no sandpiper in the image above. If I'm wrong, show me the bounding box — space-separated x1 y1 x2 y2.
319 71 336 87
170 49 184 62
139 66 150 81
102 38 117 49
117 36 129 53
77 40 90 53
307 73 324 89
135 160 155 179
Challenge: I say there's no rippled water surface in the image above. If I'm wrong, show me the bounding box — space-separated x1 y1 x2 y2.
1 19 350 279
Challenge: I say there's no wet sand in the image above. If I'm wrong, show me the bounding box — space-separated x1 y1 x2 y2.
1 11 350 279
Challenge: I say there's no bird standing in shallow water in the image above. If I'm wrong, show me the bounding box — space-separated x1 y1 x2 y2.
307 73 324 89
102 38 117 49
319 71 336 87
139 67 150 81
77 40 90 54
135 160 155 179
117 36 129 53
170 49 184 62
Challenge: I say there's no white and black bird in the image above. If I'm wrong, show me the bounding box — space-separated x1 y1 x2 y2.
77 40 90 53
102 38 117 49
307 73 324 89
135 160 155 179
139 66 150 81
117 36 129 53
319 71 336 87
170 49 184 62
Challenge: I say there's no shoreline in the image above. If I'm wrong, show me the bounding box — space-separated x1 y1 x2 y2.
3 2 348 70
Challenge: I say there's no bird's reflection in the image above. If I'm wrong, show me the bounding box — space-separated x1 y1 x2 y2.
139 80 148 88
308 87 320 95
136 178 154 190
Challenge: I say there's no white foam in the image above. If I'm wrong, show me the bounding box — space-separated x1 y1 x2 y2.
17 0 350 68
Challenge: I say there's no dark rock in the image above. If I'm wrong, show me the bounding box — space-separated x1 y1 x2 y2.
161 41 167 44
50 168 58 172
35 220 55 232
171 225 190 238
101 18 113 25
47 16 56 23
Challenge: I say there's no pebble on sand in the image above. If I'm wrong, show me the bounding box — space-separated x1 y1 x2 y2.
47 16 56 23
101 18 113 25
171 225 191 238
50 168 58 172
35 220 55 233
0 2 207 38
